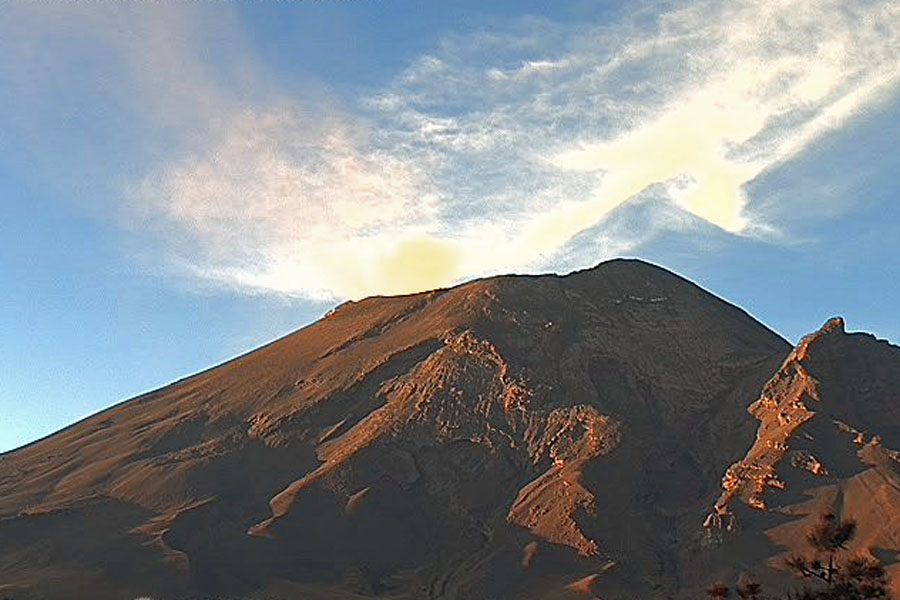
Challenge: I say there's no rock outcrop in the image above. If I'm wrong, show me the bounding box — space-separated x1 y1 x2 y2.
704 317 900 596
708 318 843 519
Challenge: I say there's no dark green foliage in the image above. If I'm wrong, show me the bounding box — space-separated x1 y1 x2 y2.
706 575 763 600
736 574 762 600
711 513 891 600
807 514 857 554
782 513 890 599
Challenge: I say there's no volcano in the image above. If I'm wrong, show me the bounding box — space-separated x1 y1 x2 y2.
1 259 898 600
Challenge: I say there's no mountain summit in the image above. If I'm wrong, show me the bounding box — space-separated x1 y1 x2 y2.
2 259 898 600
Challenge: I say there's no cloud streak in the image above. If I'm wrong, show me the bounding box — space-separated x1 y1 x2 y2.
128 0 900 299
137 106 457 299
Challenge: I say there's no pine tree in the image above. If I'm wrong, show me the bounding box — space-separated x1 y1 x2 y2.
707 582 731 600
736 574 762 600
783 513 890 599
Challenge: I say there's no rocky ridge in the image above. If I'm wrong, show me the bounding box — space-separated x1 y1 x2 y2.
707 317 844 522
248 329 621 558
704 316 900 594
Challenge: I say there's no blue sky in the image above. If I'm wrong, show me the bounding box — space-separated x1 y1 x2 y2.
1 0 898 453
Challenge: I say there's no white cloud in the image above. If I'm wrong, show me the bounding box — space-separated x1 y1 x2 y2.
488 58 572 81
137 107 451 299
131 0 900 299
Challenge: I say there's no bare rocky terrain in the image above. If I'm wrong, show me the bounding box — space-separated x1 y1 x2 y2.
1 259 898 600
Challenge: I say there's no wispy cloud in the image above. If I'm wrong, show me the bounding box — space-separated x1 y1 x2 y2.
14 0 898 299
368 0 900 257
137 106 453 300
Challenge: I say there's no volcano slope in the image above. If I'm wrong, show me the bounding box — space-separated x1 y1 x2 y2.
701 316 900 597
0 259 896 600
